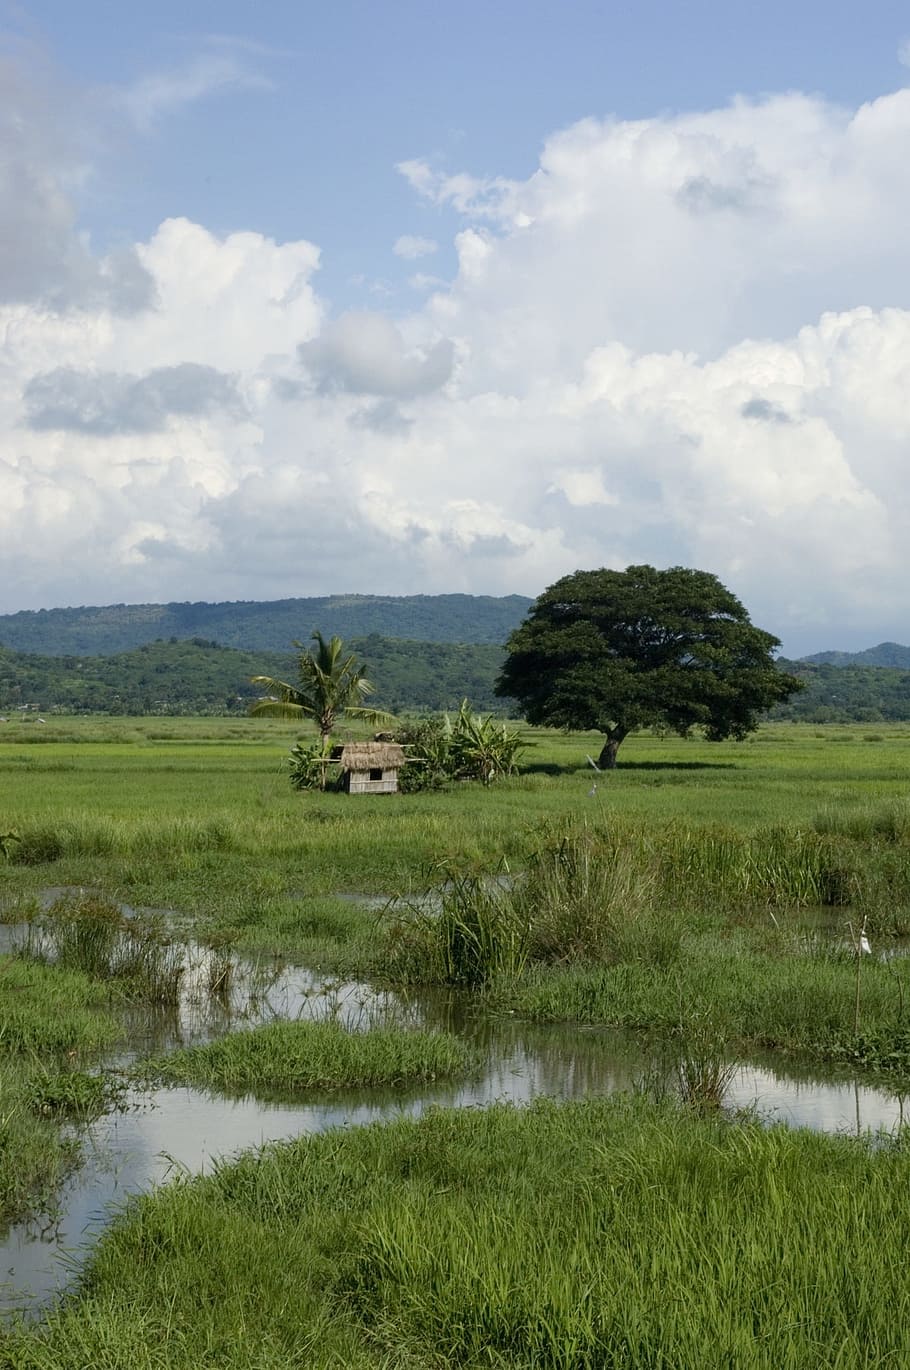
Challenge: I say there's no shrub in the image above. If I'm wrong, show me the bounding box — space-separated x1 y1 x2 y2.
287 737 338 791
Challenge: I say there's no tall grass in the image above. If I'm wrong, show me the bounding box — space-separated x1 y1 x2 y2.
385 811 910 989
0 956 121 1225
19 894 186 1004
136 1020 477 1097
10 1095 910 1367
814 798 910 844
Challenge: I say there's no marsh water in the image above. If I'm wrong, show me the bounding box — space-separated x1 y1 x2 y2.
2 914 909 1318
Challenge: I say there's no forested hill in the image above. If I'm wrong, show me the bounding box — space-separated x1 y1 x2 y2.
0 594 533 656
0 637 510 716
770 660 910 723
803 642 910 668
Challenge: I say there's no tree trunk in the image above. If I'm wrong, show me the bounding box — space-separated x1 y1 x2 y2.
597 727 628 770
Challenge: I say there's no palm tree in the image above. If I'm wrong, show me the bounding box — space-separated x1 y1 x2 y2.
249 631 395 744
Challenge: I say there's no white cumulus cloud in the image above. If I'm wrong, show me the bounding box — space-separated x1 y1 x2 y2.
4 61 910 653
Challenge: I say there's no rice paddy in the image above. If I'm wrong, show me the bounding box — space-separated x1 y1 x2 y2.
4 716 910 1362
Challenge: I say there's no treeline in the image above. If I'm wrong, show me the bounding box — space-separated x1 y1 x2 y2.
5 636 910 723
0 637 510 717
0 593 532 656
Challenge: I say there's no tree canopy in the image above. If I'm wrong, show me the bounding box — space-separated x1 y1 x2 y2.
250 631 395 741
495 565 803 767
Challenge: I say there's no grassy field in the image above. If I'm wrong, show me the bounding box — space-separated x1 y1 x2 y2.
7 1094 910 1368
3 715 910 913
5 717 910 1363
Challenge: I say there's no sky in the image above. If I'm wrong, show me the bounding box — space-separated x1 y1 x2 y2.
2 2 910 654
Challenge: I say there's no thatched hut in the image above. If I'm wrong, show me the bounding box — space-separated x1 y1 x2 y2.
331 742 407 795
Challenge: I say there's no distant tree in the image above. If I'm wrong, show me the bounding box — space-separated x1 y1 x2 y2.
249 631 395 744
496 565 803 768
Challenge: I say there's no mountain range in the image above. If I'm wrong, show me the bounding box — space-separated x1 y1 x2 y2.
802 643 910 669
0 594 533 657
0 595 905 665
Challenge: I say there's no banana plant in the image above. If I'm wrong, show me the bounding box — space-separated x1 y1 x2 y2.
448 700 525 783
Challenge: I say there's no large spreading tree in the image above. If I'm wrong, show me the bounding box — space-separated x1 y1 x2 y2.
496 565 803 768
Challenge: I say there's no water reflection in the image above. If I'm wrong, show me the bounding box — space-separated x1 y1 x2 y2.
2 941 910 1318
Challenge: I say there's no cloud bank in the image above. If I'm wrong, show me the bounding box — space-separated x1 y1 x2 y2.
3 68 910 652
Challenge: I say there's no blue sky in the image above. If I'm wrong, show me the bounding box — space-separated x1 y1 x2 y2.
2 1 910 652
17 0 910 304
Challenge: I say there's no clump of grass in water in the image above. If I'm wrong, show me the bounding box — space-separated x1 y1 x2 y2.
135 1020 478 1096
524 824 673 965
385 863 533 987
386 824 678 986
25 1067 123 1120
24 893 186 1004
671 1019 738 1112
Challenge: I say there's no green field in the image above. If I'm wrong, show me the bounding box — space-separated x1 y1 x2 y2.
4 718 910 1364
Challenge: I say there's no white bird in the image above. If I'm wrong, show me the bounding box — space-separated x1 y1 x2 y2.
588 782 598 797
859 932 872 955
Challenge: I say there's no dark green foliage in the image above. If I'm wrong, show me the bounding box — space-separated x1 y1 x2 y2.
394 716 453 792
351 633 510 713
0 637 289 715
497 565 803 765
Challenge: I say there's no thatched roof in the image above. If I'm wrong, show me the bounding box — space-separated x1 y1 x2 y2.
331 742 406 771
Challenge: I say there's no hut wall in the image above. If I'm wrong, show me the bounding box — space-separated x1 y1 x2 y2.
346 769 399 795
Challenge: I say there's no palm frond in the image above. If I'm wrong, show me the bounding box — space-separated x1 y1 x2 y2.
248 700 307 720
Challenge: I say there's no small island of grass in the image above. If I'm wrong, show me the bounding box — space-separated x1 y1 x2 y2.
136 1020 477 1096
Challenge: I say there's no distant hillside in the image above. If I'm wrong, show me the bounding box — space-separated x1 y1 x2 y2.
772 659 910 722
0 594 533 657
804 642 910 669
0 636 510 717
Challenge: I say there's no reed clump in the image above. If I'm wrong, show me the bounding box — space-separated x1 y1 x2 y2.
24 893 186 1004
670 1018 738 1111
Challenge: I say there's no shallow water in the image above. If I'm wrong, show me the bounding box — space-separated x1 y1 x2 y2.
2 928 910 1317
